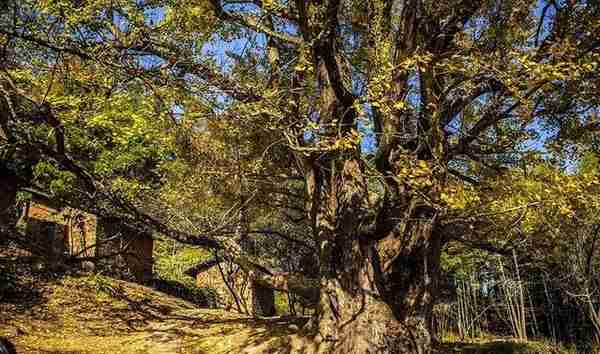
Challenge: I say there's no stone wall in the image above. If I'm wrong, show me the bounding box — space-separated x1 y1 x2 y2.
196 262 253 314
194 261 276 316
124 234 154 283
98 219 154 283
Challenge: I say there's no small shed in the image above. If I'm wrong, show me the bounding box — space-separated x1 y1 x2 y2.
22 195 97 261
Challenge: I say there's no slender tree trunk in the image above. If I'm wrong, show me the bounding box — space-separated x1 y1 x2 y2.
215 257 245 314
288 292 297 316
586 299 600 345
513 250 528 341
527 287 539 338
542 274 557 343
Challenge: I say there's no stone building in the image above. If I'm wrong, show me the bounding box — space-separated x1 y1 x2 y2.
18 196 153 284
97 218 154 283
22 195 97 260
185 258 276 316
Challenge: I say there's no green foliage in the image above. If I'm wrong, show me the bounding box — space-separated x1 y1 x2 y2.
153 238 218 306
274 291 290 314
32 161 76 197
579 151 599 175
154 238 210 288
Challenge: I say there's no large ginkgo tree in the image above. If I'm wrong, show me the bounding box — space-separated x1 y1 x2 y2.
1 0 599 352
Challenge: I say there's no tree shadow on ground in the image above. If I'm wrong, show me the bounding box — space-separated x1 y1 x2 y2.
185 314 310 329
109 283 309 327
101 287 310 353
0 248 312 354
151 315 311 354
2 337 80 354
78 282 310 353
0 253 52 316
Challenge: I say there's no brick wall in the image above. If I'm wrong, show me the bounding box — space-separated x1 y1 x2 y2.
24 200 153 282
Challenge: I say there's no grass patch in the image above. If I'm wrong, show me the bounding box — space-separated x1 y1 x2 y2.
153 239 210 289
438 339 600 354
449 341 552 354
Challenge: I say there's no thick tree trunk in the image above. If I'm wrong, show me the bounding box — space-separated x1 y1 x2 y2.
304 158 440 354
314 252 435 353
312 227 438 354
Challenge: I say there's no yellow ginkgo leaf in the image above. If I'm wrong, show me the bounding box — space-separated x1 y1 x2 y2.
393 101 406 110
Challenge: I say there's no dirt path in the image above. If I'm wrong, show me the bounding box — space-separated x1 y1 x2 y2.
0 275 306 354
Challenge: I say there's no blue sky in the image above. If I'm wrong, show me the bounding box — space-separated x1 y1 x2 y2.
134 0 583 167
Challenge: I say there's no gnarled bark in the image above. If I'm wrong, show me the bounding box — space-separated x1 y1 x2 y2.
305 157 442 354
313 243 436 354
